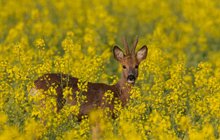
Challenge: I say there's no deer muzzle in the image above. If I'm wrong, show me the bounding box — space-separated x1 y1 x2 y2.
127 74 136 84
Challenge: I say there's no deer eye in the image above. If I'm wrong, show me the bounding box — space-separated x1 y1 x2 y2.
122 65 126 69
135 65 138 69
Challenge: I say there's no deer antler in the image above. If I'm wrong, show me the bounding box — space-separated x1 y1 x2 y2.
132 36 138 54
122 37 130 55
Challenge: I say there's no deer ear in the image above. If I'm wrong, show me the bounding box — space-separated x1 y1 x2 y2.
136 45 148 63
113 46 124 61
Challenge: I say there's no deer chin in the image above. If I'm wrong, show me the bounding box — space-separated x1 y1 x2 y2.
127 80 135 84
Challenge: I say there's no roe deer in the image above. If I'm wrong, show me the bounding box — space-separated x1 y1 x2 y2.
31 38 148 119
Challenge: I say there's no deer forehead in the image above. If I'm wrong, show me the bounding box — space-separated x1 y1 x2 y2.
122 55 138 66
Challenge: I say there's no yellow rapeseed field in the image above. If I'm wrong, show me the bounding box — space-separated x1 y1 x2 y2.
0 0 220 139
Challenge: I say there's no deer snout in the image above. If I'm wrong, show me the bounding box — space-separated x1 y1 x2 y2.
127 74 136 84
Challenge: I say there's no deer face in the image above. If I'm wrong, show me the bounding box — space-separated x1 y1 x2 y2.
113 38 148 85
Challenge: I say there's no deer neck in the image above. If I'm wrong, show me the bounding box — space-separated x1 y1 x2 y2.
115 78 132 106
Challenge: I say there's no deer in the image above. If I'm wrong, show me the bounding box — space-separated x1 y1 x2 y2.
30 38 148 120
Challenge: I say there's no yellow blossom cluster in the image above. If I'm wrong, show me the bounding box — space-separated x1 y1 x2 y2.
0 0 220 139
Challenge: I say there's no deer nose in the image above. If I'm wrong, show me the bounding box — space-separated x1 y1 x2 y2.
127 74 135 82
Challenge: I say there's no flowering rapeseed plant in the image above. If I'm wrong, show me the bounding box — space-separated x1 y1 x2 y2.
0 0 220 139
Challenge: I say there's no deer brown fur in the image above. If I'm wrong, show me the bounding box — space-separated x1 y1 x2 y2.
31 38 148 119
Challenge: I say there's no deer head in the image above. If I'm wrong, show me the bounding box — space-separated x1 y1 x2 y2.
113 37 148 85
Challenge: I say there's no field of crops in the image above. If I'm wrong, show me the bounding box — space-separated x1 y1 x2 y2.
0 0 220 139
